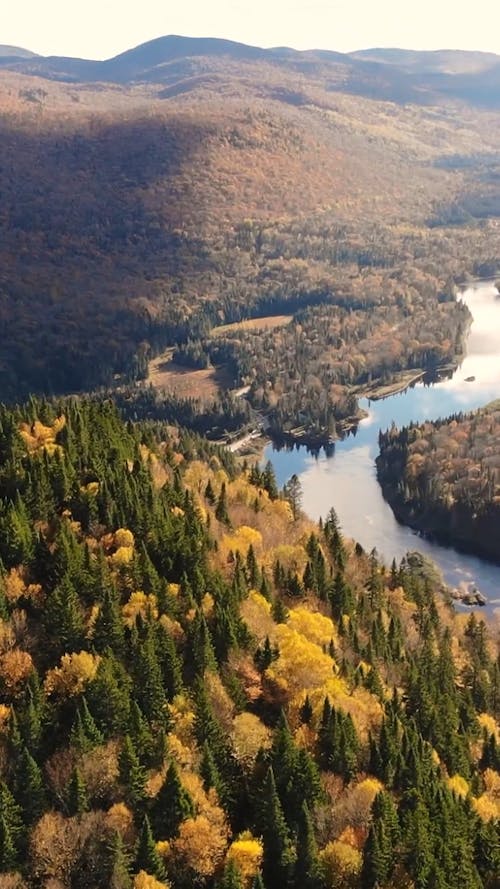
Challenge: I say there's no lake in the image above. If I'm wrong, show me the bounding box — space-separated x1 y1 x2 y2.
265 280 500 617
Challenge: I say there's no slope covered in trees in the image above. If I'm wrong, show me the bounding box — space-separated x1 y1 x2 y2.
0 398 497 887
377 400 500 563
2 47 500 408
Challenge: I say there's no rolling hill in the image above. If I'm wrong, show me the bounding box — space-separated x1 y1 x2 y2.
2 35 500 107
1 35 500 399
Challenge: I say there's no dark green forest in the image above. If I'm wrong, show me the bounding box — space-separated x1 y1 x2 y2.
0 399 497 888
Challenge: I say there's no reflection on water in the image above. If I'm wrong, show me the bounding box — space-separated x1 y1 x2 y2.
265 281 500 616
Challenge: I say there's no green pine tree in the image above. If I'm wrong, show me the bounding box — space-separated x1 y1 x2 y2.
108 830 132 889
259 768 296 889
93 587 125 655
151 761 195 840
134 816 166 881
0 814 17 873
118 735 146 812
217 858 244 889
16 747 46 825
294 802 321 889
45 576 84 656
67 767 89 816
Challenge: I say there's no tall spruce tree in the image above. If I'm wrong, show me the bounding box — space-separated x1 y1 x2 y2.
151 761 195 840
258 768 295 889
134 816 166 881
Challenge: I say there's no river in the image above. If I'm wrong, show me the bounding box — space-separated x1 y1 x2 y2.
265 280 500 616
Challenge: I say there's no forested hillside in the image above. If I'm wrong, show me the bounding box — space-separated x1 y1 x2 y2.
377 401 500 563
2 41 500 415
0 399 497 887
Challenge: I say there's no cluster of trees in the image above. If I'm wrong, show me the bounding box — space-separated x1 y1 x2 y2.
0 397 496 887
376 401 500 562
111 387 253 443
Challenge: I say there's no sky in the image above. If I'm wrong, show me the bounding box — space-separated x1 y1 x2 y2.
3 0 500 60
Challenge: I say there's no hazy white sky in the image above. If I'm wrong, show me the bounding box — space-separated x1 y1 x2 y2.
4 0 500 59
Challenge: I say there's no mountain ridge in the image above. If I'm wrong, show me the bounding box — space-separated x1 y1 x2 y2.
1 34 500 107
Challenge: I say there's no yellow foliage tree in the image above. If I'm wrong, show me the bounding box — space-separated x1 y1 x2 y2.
226 833 263 883
482 767 500 798
19 416 65 454
240 591 274 642
288 608 337 649
266 624 334 700
0 649 33 698
106 802 135 845
473 793 500 821
111 546 134 566
4 569 26 604
134 872 171 889
231 713 271 769
478 713 500 741
114 528 135 548
171 815 228 878
122 592 158 627
267 544 307 575
319 839 362 888
220 526 263 561
447 775 469 798
167 694 196 747
44 651 100 697
0 703 11 730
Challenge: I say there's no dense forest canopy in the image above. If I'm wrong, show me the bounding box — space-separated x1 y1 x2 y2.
2 46 500 422
377 400 500 564
0 398 496 887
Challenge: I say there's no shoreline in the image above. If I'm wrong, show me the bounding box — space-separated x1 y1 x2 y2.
361 370 426 401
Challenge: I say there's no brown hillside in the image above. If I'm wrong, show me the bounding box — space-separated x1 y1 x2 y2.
1 58 500 397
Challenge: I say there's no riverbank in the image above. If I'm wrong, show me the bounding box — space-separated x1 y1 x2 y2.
376 398 500 568
264 281 500 613
361 369 426 401
376 479 500 568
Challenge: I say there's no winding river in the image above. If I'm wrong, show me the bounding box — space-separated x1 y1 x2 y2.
265 280 500 616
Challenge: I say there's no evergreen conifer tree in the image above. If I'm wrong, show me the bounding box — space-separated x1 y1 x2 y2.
93 587 125 655
0 815 17 873
67 767 89 816
134 816 166 881
45 576 84 656
215 482 230 526
259 768 295 889
217 858 244 889
294 802 321 889
16 747 46 824
108 830 132 889
151 761 195 840
118 735 146 812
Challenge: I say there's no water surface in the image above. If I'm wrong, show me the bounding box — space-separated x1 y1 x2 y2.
265 281 500 615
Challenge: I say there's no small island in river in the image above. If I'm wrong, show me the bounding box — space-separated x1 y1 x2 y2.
376 400 500 565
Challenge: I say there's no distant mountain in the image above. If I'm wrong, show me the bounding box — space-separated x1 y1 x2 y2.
0 44 39 59
2 34 500 108
352 47 500 74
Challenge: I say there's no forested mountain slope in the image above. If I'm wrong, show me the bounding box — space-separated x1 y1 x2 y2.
0 399 497 887
2 47 500 403
2 35 500 441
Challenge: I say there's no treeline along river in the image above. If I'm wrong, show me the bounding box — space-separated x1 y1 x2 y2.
265 280 500 617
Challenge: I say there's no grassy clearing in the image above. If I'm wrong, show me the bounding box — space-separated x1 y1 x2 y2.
147 349 233 401
211 314 293 336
